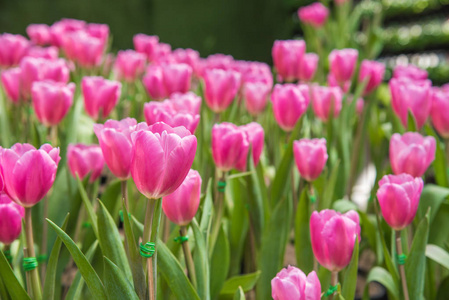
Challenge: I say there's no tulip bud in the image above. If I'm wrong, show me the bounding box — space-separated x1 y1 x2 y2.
237 122 264 170
393 64 428 81
293 138 328 181
298 2 329 28
86 23 109 44
0 143 60 207
198 54 235 76
26 46 59 60
169 92 202 115
312 86 343 122
0 193 24 245
212 123 249 172
329 48 358 84
271 266 321 300
67 144 104 183
377 174 423 231
50 18 86 47
243 81 271 116
162 169 202 226
430 88 449 138
203 68 241 113
271 84 309 132
114 50 146 82
358 60 385 95
133 34 159 61
0 33 30 68
1 67 21 104
390 132 436 178
298 53 319 82
27 24 52 46
82 76 121 120
272 40 305 82
61 31 105 68
310 209 360 272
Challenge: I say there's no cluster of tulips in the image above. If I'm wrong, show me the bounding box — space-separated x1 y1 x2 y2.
0 1 449 300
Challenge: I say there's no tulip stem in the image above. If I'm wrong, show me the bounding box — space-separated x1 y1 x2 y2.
445 139 449 172
40 196 49 283
24 207 42 300
396 231 410 300
329 271 338 300
121 180 129 212
23 248 33 296
50 125 58 146
180 226 197 288
143 199 158 300
210 173 226 256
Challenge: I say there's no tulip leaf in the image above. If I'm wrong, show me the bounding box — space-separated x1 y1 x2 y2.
405 209 430 300
220 271 261 297
100 179 122 220
157 239 200 300
341 240 359 300
0 89 12 147
200 179 213 236
294 189 313 273
425 125 449 188
320 160 340 210
192 218 211 300
417 184 449 225
210 224 230 299
47 219 107 300
0 250 30 300
407 110 417 132
233 287 246 300
103 257 139 300
332 199 358 213
43 213 70 300
425 244 449 270
76 176 98 236
436 276 449 300
362 267 399 300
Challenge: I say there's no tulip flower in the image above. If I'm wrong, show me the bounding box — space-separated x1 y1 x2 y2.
50 18 86 47
114 50 146 82
82 76 121 120
298 53 319 82
0 33 30 68
430 88 449 138
298 2 329 28
329 48 358 84
0 143 60 207
237 122 264 170
169 92 202 115
94 118 147 180
358 60 385 95
86 23 110 44
271 266 321 300
293 138 328 181
271 84 310 131
198 53 235 76
377 174 423 231
272 40 306 82
389 77 432 130
237 61 273 86
0 193 24 245
26 46 59 60
61 31 105 68
389 132 436 178
243 81 271 115
171 48 200 75
393 64 428 81
1 67 21 103
212 123 249 172
202 68 241 113
26 24 52 46
328 73 350 93
312 86 343 122
162 169 202 226
131 122 197 199
31 80 75 126
67 144 104 183
144 100 200 133
310 209 360 272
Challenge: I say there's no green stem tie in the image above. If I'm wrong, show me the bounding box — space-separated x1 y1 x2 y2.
217 180 227 193
37 254 47 263
3 250 12 264
139 242 156 258
396 253 407 265
174 235 189 243
325 284 338 296
119 210 132 222
82 222 91 228
309 194 316 204
23 257 38 272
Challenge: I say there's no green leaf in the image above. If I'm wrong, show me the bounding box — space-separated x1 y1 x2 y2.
425 125 449 187
211 224 230 299
341 240 359 300
405 209 430 300
157 239 200 300
332 199 358 213
362 267 399 300
43 214 70 300
320 160 340 210
47 219 107 300
100 180 122 219
233 287 245 300
425 244 449 270
294 189 313 273
103 257 139 300
417 184 449 225
76 176 98 236
407 110 417 132
200 179 213 236
436 276 449 300
0 250 30 300
192 218 211 300
220 271 261 296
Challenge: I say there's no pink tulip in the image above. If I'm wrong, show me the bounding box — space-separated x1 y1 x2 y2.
271 84 310 131
198 54 235 76
243 81 271 115
31 80 75 126
133 34 159 61
298 2 329 28
240 61 273 87
152 42 172 63
430 88 449 138
86 23 109 44
271 266 321 300
0 193 24 245
298 53 318 82
390 132 436 177
0 33 30 68
26 46 59 60
393 65 428 81
272 40 306 82
389 78 432 129
171 48 200 75
312 86 343 122
50 18 86 47
328 73 350 93
61 31 105 68
329 48 358 84
212 123 250 172
237 122 264 170
27 24 52 46
310 209 360 272
169 92 202 115
131 122 197 199
67 144 104 183
358 60 385 95
82 76 121 120
94 118 146 180
347 96 364 116
0 143 60 207
293 138 328 181
162 169 201 226
203 68 241 113
114 50 146 82
144 100 200 133
377 174 423 231
1 67 21 103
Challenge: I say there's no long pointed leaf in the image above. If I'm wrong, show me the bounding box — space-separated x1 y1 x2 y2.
0 250 30 300
341 240 359 300
294 189 313 273
362 267 399 300
210 225 230 299
103 257 139 300
192 218 211 300
76 176 98 236
426 244 449 270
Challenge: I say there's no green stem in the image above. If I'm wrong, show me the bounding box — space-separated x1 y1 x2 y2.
143 199 159 300
396 231 410 300
209 173 226 256
121 180 129 212
24 207 42 300
180 226 197 288
329 271 338 300
40 196 49 283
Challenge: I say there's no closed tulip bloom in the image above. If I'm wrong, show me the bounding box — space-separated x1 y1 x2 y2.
61 31 105 68
94 118 146 180
131 122 197 199
82 76 121 120
272 40 306 82
377 174 423 231
198 53 235 76
27 24 52 46
358 60 385 95
243 81 271 115
67 144 104 183
0 194 24 245
212 123 250 172
114 50 146 82
390 132 436 177
393 64 428 81
133 34 160 61
0 143 60 207
144 100 200 133
237 122 264 171
31 80 75 126
162 169 202 226
203 68 241 113
329 48 358 84
271 84 309 132
171 48 200 75
169 92 202 115
312 86 343 122
328 73 350 93
271 266 321 300
50 18 86 47
86 23 109 44
26 46 59 60
298 53 318 82
293 138 328 181
389 78 432 129
298 2 329 28
236 61 273 86
0 33 30 68
1 67 21 103
310 209 360 272
430 88 449 138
